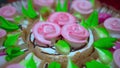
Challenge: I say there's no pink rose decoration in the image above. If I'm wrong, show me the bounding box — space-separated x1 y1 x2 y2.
61 24 89 48
113 49 120 68
0 5 16 21
72 0 93 14
0 29 6 38
32 22 61 46
104 17 120 38
47 12 76 26
33 0 54 7
109 42 120 53
6 64 24 68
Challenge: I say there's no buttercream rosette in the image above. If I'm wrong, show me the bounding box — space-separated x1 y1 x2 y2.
104 17 120 38
71 0 93 19
47 12 76 27
32 22 61 46
61 23 89 49
0 5 17 21
33 0 55 8
0 29 6 46
113 49 120 68
6 64 24 68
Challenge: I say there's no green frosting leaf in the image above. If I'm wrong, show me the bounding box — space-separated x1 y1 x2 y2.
95 47 113 64
0 16 19 31
86 10 98 27
55 40 70 55
73 12 82 19
89 0 95 6
5 46 24 61
93 27 110 39
39 15 44 21
20 53 37 68
48 61 61 68
56 0 68 12
80 18 88 29
86 60 109 68
67 58 79 68
14 15 24 24
22 0 37 18
39 6 51 15
4 32 21 48
62 0 68 12
93 37 117 49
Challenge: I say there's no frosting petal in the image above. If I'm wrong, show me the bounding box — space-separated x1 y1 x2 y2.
6 64 24 68
32 22 61 45
0 29 6 38
104 17 120 32
61 24 89 48
47 12 76 26
72 0 93 14
113 49 120 68
33 0 54 7
0 5 16 21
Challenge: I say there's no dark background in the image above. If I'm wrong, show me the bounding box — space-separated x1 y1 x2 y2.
0 0 16 7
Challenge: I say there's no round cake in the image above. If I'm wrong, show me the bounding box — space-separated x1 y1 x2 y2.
0 0 120 68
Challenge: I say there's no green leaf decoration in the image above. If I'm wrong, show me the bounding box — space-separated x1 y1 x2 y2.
93 27 110 39
39 15 44 21
5 46 24 61
22 0 37 18
89 0 95 6
73 12 82 19
55 40 70 55
56 0 68 12
86 60 109 68
93 37 117 49
63 0 68 12
95 47 113 64
20 53 37 68
48 61 61 68
39 6 51 15
67 58 79 68
0 16 19 31
14 15 23 24
80 18 88 29
4 32 21 48
86 10 98 27
56 0 61 12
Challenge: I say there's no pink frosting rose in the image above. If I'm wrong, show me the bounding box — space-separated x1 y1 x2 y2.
6 64 24 68
33 0 54 7
61 24 89 48
0 29 6 38
0 5 16 21
32 22 61 46
104 17 120 38
113 49 120 68
47 12 76 26
72 0 93 14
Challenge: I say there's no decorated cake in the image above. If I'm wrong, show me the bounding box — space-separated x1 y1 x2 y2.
0 0 120 68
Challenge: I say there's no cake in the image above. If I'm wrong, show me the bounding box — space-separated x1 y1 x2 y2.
0 0 120 68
